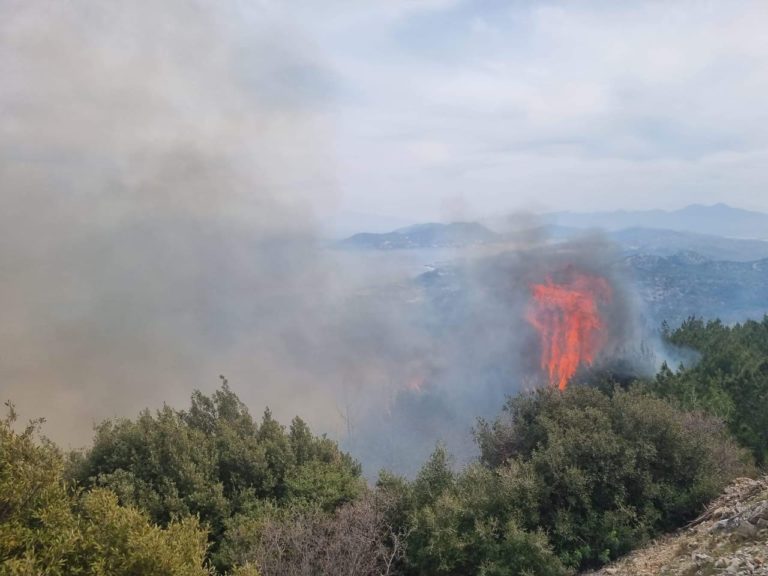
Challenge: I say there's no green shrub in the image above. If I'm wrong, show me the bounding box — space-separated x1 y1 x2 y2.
474 386 752 569
654 316 768 464
0 404 79 575
0 403 211 576
391 448 566 576
382 384 750 575
66 383 363 572
76 489 210 576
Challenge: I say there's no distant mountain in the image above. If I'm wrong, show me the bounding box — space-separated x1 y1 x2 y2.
547 203 768 240
338 222 500 250
339 205 768 257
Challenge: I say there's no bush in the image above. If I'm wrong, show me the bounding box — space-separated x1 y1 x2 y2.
379 385 750 575
0 404 79 575
654 316 768 464
76 489 210 576
67 383 363 572
386 447 566 576
474 385 752 569
0 403 211 576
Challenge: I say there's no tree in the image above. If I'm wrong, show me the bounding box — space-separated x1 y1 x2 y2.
0 403 211 576
378 385 751 575
66 383 363 573
653 316 768 464
474 386 752 569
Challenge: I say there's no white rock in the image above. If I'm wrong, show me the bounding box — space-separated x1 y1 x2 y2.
736 520 759 538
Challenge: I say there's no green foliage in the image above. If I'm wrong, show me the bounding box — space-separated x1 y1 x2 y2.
397 454 565 576
653 316 768 464
0 404 79 575
389 385 751 575
229 563 261 576
476 386 750 570
76 489 210 576
67 382 363 572
0 403 211 576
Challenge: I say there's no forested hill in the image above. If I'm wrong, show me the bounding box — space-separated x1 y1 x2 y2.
3 318 768 575
628 253 768 326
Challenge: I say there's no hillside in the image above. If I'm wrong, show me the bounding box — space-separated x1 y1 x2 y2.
627 252 768 325
585 476 768 575
414 249 768 329
338 222 499 249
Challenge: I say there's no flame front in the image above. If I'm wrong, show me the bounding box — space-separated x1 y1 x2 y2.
526 273 612 390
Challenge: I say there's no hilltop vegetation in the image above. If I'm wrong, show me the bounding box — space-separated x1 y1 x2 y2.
0 405 214 576
2 318 768 575
66 383 365 574
653 316 768 465
381 387 749 575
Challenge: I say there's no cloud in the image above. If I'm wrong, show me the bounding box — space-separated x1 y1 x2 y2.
314 0 768 222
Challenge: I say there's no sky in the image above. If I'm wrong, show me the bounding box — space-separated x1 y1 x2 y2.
269 0 768 232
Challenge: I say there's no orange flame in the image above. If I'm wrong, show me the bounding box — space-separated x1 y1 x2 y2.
526 272 612 390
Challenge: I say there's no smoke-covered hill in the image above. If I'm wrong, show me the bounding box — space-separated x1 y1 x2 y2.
408 248 768 329
334 236 768 475
338 222 500 249
338 216 768 330
339 221 768 262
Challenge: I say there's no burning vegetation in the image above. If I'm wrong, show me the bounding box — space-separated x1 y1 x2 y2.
527 270 613 390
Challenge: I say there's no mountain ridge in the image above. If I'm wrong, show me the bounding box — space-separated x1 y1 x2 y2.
547 203 768 240
337 205 768 261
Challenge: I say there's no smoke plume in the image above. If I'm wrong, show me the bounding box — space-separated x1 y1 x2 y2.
1 0 650 477
347 233 647 475
0 0 350 440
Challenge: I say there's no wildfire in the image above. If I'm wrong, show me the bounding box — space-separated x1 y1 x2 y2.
526 272 612 390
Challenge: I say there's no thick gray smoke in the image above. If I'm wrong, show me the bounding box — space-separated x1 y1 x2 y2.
346 233 648 476
1 0 351 440
1 0 649 477
0 0 457 462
